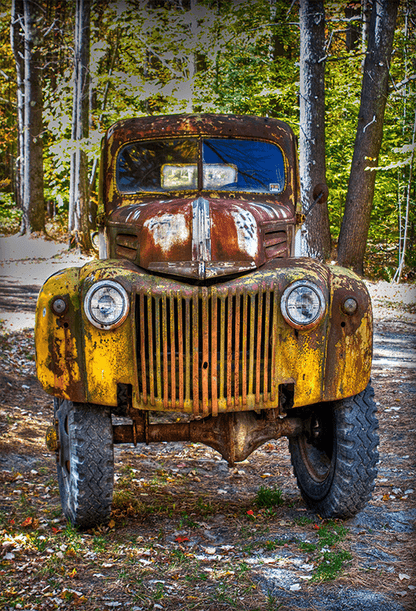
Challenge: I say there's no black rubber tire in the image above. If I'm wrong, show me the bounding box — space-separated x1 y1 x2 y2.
289 384 379 518
54 399 114 529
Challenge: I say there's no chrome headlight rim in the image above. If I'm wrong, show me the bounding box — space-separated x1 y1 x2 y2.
281 280 326 330
84 280 130 330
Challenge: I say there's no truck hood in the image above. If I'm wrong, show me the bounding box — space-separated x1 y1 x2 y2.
106 196 295 280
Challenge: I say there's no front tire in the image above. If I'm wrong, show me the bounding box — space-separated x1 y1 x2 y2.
54 399 114 529
289 384 379 518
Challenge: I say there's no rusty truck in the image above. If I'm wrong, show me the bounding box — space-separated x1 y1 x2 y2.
36 114 379 528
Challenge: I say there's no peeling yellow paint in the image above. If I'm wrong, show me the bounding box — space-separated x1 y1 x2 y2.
35 268 84 400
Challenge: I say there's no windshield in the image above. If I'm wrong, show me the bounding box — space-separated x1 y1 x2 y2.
116 137 285 194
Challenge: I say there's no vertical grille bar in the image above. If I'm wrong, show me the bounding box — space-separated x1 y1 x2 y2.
241 292 248 407
155 297 162 401
248 294 255 396
255 291 263 403
263 291 270 403
192 296 199 416
147 296 155 405
139 293 148 404
234 291 241 409
201 294 209 417
226 295 233 407
270 290 278 402
219 297 225 402
177 295 184 407
185 298 191 406
211 294 218 416
169 295 176 409
162 295 169 408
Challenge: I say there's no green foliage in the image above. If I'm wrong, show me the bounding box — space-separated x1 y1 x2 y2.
0 193 21 235
317 520 348 548
2 0 415 276
312 521 352 581
314 548 353 581
255 485 284 508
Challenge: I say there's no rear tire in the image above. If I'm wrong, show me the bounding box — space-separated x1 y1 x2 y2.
54 399 114 529
289 384 379 518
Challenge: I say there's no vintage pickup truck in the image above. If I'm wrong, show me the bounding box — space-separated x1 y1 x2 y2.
36 114 379 528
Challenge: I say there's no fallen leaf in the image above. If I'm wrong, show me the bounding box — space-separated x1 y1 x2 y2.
21 517 33 528
66 548 77 558
52 527 63 534
108 520 116 529
175 536 190 543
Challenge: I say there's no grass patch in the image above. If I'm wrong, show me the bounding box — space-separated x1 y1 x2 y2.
265 539 287 551
294 520 352 581
298 541 317 553
317 520 348 547
255 485 284 508
313 549 353 581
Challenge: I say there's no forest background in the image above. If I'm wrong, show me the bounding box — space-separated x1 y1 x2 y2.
0 0 415 281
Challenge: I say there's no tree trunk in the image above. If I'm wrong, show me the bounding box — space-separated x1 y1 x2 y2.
10 0 24 211
361 0 371 54
298 0 331 260
345 3 360 51
337 0 399 275
69 0 92 250
21 0 45 234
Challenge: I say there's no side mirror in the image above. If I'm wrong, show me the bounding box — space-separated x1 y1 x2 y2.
305 183 329 218
312 183 329 205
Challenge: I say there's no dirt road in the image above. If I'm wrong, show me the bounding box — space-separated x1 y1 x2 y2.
0 235 415 610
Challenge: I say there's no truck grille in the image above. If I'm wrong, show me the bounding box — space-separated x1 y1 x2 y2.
135 287 279 416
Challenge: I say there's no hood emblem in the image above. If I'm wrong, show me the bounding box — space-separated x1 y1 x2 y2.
192 197 211 279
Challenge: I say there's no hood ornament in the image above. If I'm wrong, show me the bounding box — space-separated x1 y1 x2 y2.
192 197 211 280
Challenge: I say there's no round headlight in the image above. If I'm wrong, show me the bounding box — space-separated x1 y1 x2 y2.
281 280 326 329
84 280 129 329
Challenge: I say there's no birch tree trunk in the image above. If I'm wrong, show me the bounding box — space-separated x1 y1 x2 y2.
69 0 91 250
298 0 331 260
10 0 24 211
337 0 399 274
21 0 45 234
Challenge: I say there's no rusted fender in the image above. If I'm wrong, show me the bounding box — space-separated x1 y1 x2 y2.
35 268 86 402
35 261 137 406
324 266 372 400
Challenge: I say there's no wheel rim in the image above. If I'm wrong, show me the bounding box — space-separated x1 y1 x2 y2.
298 412 334 483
